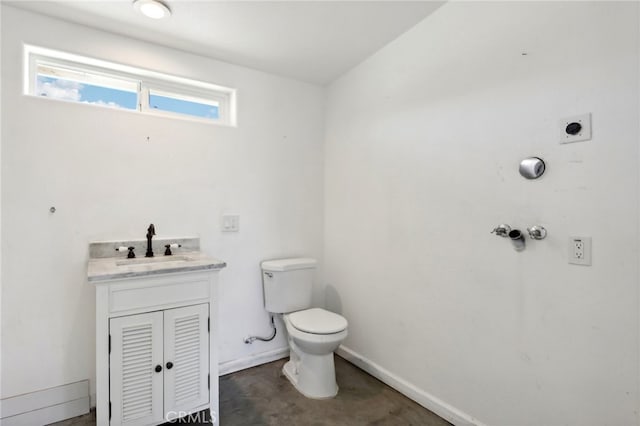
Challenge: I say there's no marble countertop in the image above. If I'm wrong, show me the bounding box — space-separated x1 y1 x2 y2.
88 251 226 283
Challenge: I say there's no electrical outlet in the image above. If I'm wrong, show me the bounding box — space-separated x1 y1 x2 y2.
569 236 591 266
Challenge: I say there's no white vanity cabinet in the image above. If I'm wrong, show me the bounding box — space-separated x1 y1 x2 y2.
89 255 225 426
110 304 209 426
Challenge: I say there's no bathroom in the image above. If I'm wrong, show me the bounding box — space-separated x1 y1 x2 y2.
1 1 638 425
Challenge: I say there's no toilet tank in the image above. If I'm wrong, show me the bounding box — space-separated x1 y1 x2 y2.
261 258 317 314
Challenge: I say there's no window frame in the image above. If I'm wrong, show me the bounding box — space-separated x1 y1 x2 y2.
144 81 228 123
24 44 237 127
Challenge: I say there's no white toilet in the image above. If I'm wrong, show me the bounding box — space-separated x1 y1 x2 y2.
261 258 348 399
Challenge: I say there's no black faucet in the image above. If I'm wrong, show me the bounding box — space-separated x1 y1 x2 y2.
145 224 156 258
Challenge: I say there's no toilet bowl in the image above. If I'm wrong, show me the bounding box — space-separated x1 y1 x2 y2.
282 308 348 399
260 258 348 398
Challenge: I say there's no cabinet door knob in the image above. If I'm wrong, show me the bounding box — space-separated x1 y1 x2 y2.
166 362 173 370
155 365 162 373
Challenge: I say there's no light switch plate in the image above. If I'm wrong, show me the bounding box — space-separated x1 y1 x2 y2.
559 113 591 144
222 215 239 232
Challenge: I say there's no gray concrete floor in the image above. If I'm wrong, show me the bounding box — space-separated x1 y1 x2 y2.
51 356 450 426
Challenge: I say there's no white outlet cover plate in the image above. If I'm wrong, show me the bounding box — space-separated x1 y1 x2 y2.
569 236 592 266
222 215 239 232
560 113 591 144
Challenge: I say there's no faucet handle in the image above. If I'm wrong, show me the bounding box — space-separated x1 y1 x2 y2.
164 243 182 256
116 246 136 258
491 224 511 238
527 225 547 240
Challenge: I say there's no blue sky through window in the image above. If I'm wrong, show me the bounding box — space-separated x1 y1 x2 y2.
150 94 219 120
37 76 220 120
36 76 137 110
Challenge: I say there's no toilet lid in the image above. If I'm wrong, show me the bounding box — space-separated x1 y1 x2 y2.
288 308 348 335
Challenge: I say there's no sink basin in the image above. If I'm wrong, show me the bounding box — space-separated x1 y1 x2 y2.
116 255 194 266
88 238 226 282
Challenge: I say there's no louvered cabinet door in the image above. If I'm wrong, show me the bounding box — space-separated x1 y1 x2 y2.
110 312 164 426
163 304 209 416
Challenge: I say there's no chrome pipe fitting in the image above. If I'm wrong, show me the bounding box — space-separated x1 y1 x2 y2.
491 224 512 238
519 157 546 179
508 229 526 251
527 225 547 240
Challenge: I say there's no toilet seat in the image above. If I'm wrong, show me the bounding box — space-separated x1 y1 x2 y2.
288 308 348 335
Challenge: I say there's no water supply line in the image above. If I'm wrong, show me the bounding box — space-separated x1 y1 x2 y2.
244 314 277 344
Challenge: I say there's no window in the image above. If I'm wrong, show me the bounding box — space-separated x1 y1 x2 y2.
36 63 138 110
148 88 221 120
25 45 236 126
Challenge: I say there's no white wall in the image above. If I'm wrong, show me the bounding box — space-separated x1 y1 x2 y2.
325 2 639 426
3 3 640 425
0 5 325 402
0 2 3 419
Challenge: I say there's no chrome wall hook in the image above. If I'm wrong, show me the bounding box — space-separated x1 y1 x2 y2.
491 224 512 238
527 225 547 240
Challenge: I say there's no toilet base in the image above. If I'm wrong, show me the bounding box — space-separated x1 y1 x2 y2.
282 357 338 399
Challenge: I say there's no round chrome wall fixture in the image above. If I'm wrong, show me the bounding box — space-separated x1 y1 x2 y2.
519 157 545 179
527 225 547 240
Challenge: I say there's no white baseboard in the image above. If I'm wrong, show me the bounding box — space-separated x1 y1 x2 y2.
219 347 289 376
336 345 487 426
1 380 90 426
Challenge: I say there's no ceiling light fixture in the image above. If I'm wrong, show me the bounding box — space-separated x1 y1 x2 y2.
133 0 171 20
